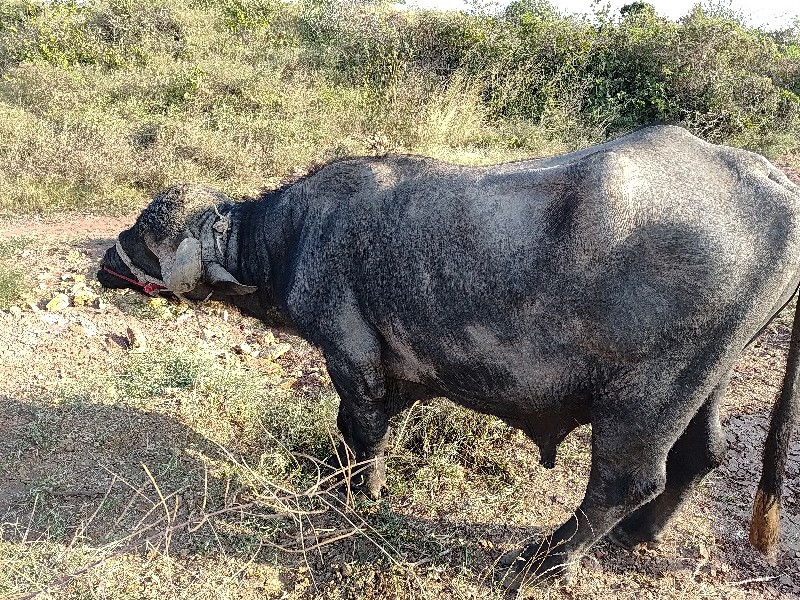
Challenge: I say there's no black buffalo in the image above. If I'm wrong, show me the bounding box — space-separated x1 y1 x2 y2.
98 125 800 588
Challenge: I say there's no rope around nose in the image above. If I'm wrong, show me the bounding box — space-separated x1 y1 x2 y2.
102 265 167 295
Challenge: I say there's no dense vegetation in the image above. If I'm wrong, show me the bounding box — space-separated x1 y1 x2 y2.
0 0 798 216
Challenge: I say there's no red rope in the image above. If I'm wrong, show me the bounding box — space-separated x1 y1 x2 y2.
102 266 166 295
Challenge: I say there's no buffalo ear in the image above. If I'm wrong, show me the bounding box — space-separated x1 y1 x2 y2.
164 237 202 293
205 261 257 295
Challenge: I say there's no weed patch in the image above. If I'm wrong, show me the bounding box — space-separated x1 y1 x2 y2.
0 264 24 309
0 236 32 307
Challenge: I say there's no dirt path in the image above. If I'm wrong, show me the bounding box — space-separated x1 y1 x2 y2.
0 214 133 240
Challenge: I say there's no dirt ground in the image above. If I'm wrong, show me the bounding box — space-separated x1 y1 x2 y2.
1 169 799 599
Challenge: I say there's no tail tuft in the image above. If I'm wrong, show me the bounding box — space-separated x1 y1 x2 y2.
749 488 780 563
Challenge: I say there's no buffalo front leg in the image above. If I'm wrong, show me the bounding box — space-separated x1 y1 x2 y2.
608 374 728 549
331 378 428 497
333 394 389 498
326 353 390 499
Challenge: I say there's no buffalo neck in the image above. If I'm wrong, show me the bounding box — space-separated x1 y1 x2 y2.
223 188 302 323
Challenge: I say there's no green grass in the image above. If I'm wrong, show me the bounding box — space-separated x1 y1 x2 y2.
3 325 547 599
57 338 339 480
0 265 24 309
0 237 33 308
53 337 539 504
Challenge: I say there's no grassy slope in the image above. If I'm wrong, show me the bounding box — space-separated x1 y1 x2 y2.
0 0 798 218
0 0 546 218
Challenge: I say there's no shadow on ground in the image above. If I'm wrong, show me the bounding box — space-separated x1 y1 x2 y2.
2 392 797 599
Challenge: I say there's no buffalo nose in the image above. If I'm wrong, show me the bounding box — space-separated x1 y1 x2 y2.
97 265 114 287
97 245 123 288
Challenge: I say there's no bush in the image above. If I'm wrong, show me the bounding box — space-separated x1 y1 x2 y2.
301 0 800 148
670 7 800 150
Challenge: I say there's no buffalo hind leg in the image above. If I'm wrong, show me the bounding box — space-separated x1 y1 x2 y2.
499 357 733 590
608 375 728 549
501 416 672 589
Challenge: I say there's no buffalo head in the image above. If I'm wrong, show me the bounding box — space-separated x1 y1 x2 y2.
97 184 256 298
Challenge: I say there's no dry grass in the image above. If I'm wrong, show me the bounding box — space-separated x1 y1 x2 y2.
0 6 554 219
0 0 658 219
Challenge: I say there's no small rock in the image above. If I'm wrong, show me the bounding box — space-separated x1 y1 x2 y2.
580 554 601 571
264 342 292 360
234 342 259 357
71 282 98 306
70 320 97 337
80 320 98 336
39 313 66 326
697 542 710 559
46 293 70 312
8 306 22 318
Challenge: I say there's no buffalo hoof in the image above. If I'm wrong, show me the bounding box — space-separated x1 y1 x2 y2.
496 543 571 591
358 473 385 500
606 525 662 551
324 453 385 500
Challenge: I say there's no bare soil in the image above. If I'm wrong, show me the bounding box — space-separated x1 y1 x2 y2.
1 185 799 599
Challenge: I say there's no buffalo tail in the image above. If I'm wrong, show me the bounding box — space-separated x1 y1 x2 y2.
750 290 800 561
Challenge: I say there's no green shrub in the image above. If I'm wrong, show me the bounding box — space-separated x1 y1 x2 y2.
669 7 800 150
0 0 123 68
